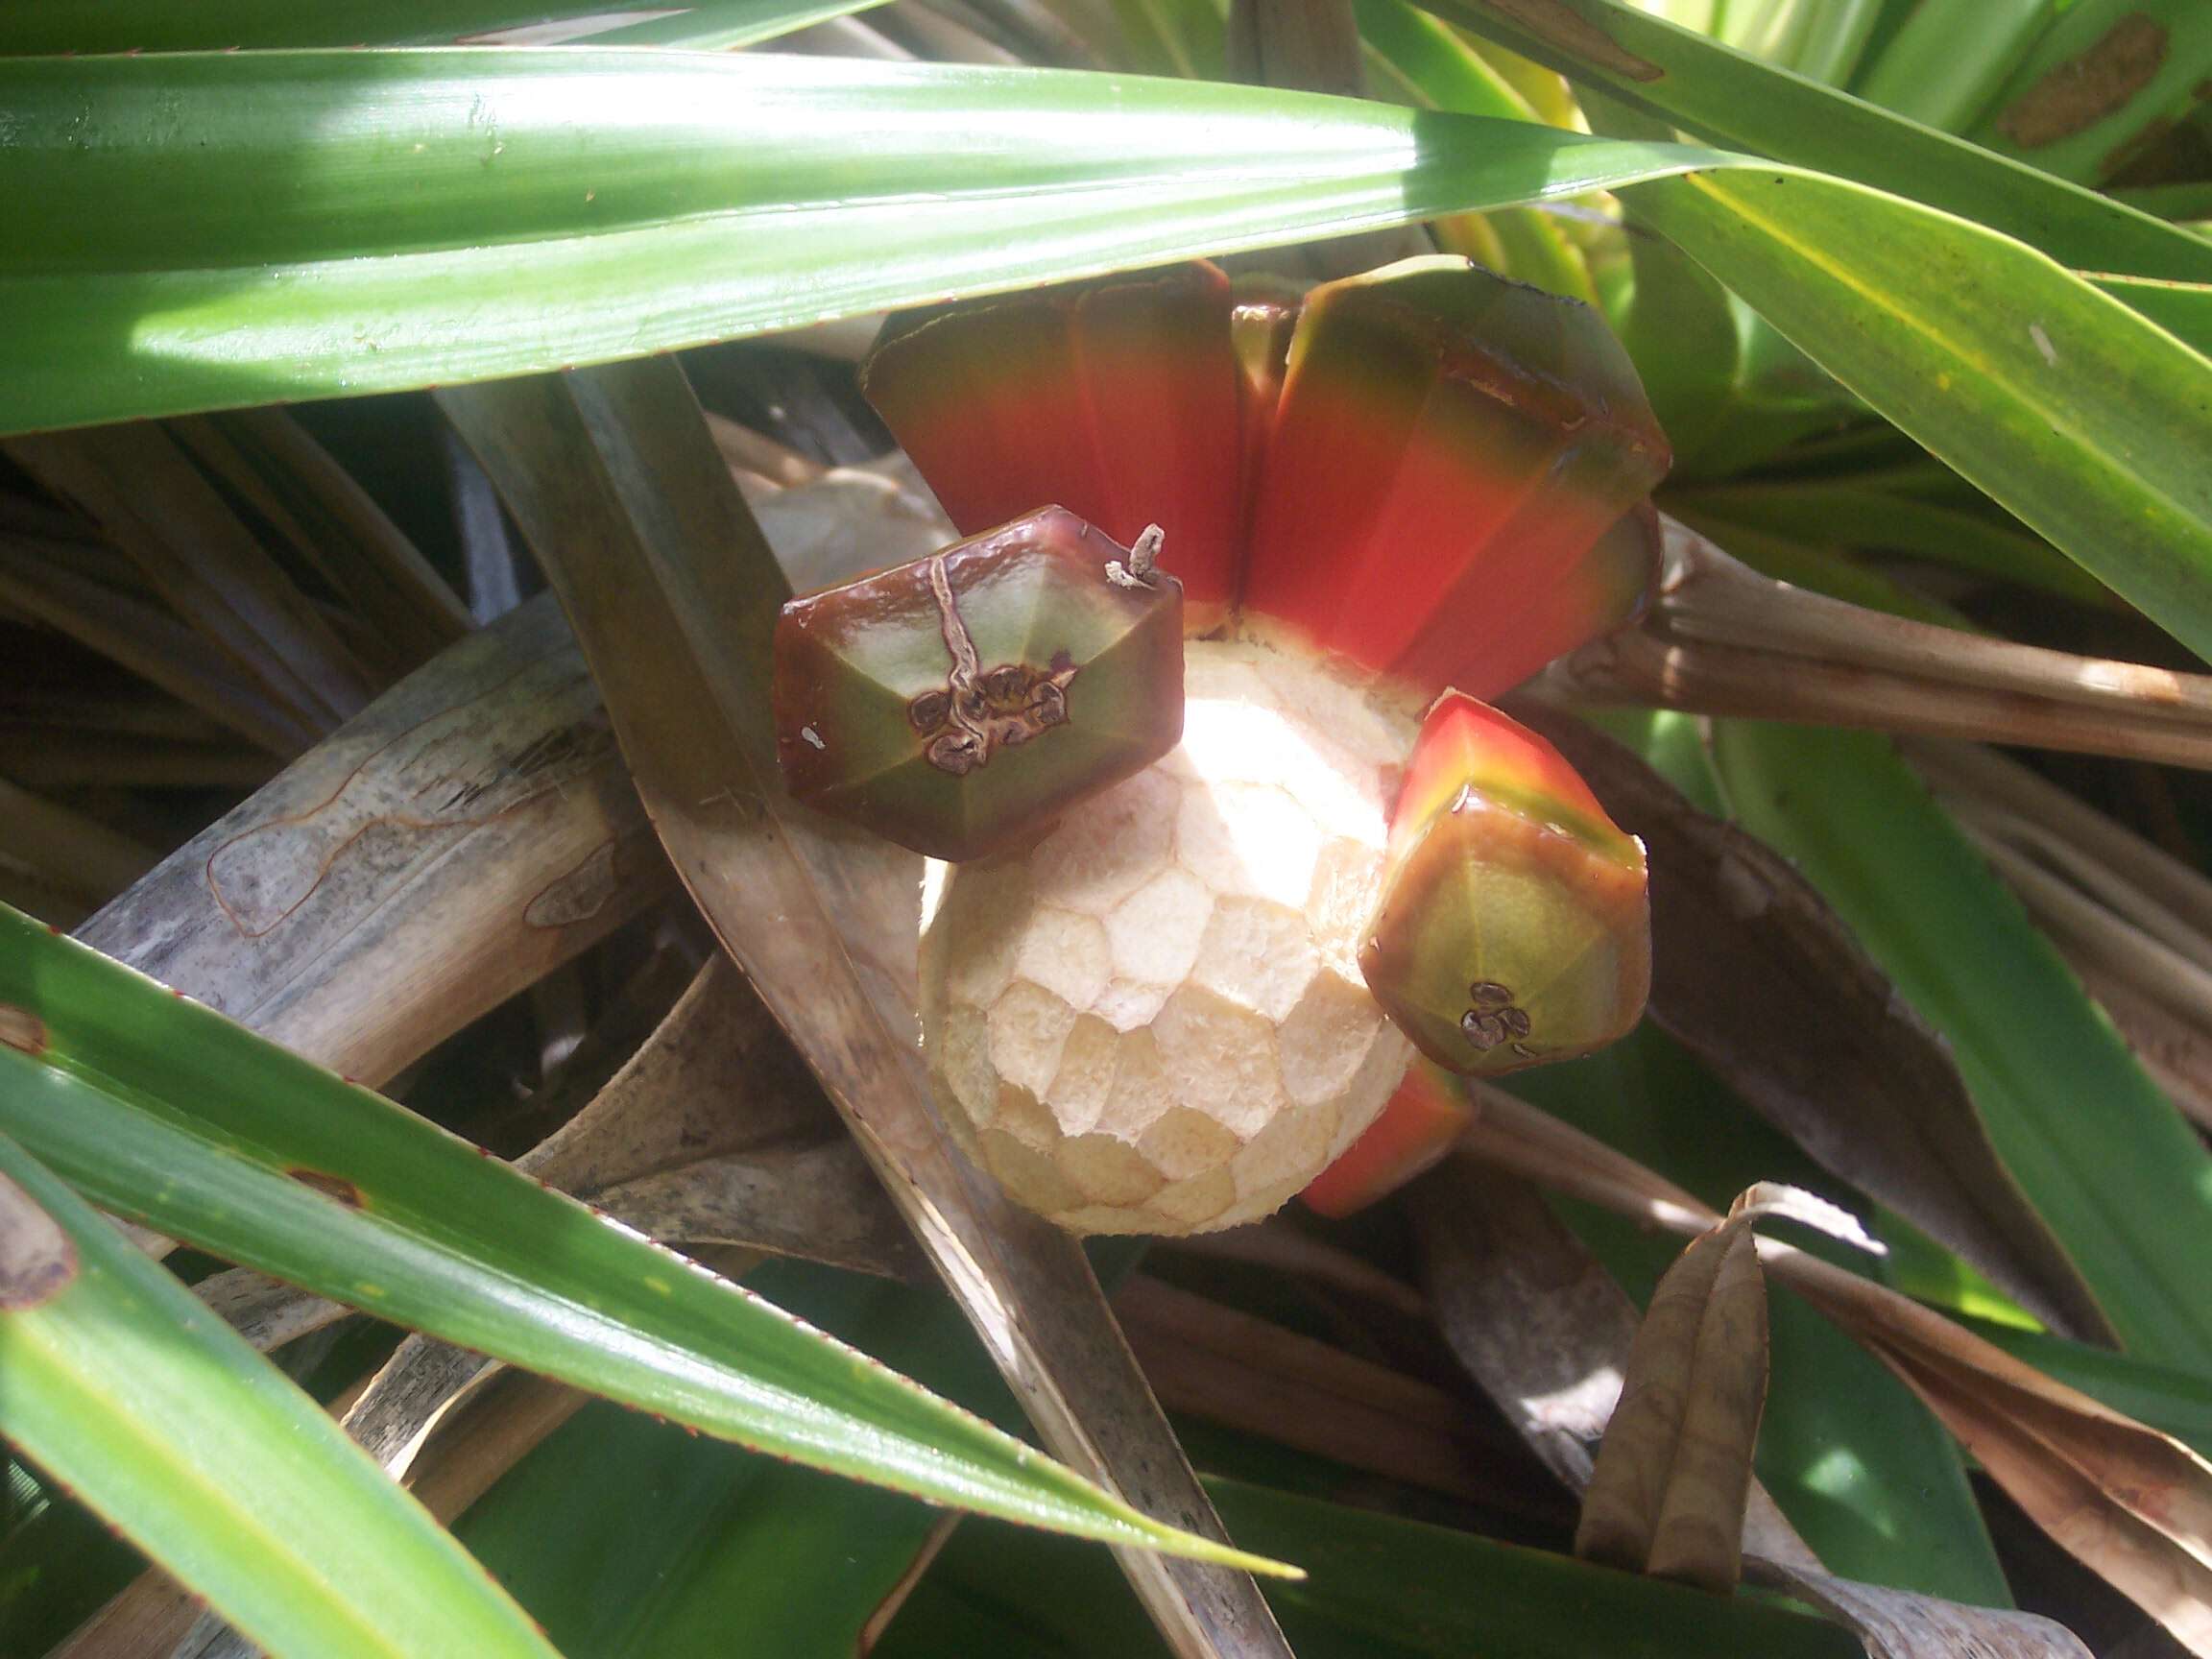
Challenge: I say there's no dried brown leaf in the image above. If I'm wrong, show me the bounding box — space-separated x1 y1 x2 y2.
1514 703 2113 1342
1550 519 2212 768
78 594 669 1091
1464 1089 2212 1657
6 425 376 733
169 410 469 678
0 531 309 753
1111 1275 1540 1513
1575 1218 1767 1593
439 360 1290 1659
1751 1563 2093 1659
1412 1159 2088 1654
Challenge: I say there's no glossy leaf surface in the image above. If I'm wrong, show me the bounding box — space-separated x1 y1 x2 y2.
1711 722 2212 1373
0 1133 558 1659
0 904 1288 1567
0 52 1728 435
0 0 875 50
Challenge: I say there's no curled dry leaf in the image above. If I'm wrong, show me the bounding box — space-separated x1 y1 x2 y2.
1462 1088 2212 1658
1511 701 2112 1342
440 359 1295 1655
1575 1215 1767 1594
1749 1563 2092 1659
1411 1161 2093 1657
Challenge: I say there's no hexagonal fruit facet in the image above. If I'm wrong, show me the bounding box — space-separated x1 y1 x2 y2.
773 506 1184 862
1358 692 1649 1075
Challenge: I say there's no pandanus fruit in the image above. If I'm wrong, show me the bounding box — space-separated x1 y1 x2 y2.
791 254 1666 1234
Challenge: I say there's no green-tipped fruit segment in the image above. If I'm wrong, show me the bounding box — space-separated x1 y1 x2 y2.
773 507 1184 861
863 265 1246 630
1359 694 1650 1075
1242 256 1669 702
1300 1056 1471 1218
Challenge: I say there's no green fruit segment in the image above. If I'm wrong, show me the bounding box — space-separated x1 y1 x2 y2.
1360 694 1649 1074
774 507 1184 861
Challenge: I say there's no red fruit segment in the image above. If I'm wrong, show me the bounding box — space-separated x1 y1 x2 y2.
773 508 1184 862
1301 1057 1472 1218
1360 693 1649 1075
1242 256 1669 703
862 264 1246 629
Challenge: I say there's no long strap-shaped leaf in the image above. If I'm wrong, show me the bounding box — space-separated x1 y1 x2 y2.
1711 721 2212 1373
1422 0 2212 288
0 0 883 51
0 51 1725 435
0 1133 561 1659
437 358 1297 1659
0 904 1285 1572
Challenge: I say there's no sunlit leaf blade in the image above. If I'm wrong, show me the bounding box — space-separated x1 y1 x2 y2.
1849 0 2055 132
0 0 878 51
0 903 1292 1568
1423 0 2212 287
0 51 1732 434
1710 722 2212 1373
1618 169 2212 664
0 1132 560 1659
462 1400 942 1659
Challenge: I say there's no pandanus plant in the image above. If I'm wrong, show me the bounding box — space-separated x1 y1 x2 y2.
775 253 1664 1234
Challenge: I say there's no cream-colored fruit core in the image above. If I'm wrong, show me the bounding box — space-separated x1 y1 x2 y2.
921 637 1419 1235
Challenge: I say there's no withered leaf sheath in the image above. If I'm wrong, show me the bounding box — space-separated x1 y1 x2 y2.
773 507 1184 862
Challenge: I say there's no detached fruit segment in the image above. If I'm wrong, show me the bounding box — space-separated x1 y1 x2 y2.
1300 1057 1472 1219
773 507 1184 862
863 264 1247 629
1359 693 1650 1075
1242 256 1668 702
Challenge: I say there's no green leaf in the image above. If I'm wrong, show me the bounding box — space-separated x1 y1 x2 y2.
0 0 880 51
1963 0 2212 187
1665 482 2112 608
878 1475 1863 1658
0 50 1730 435
462 1400 938 1658
1618 167 2212 663
1423 0 2212 285
0 903 1292 1575
1849 0 2059 132
0 1132 560 1659
1709 722 2212 1374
